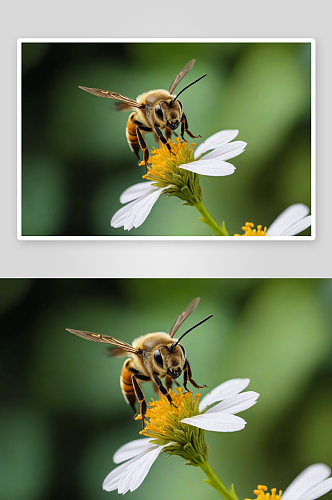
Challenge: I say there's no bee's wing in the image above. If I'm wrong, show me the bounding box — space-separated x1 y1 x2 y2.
78 86 143 109
66 328 141 355
169 59 196 94
169 297 200 338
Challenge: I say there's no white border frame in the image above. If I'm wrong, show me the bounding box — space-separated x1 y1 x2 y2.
17 38 316 241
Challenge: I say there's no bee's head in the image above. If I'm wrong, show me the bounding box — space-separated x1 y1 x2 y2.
152 313 213 379
154 312 213 378
152 343 185 379
154 72 207 131
154 100 182 130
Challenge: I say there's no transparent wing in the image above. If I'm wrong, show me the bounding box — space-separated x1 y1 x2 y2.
78 86 143 108
169 59 196 94
66 328 140 354
169 297 200 338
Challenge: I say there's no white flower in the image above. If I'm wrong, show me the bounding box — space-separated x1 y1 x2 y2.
249 464 332 500
236 203 312 237
266 203 311 236
282 464 332 500
103 378 258 493
111 130 246 230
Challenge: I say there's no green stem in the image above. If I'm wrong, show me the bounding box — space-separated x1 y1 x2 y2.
199 461 238 500
194 201 229 236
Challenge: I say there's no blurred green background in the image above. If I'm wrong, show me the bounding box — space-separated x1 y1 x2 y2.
1 278 331 500
21 41 312 236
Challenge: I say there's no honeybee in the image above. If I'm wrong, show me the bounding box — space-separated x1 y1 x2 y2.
79 59 207 171
66 297 212 428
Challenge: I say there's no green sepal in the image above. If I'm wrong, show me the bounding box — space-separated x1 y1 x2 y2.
198 217 212 227
221 220 229 235
203 479 215 487
230 484 238 500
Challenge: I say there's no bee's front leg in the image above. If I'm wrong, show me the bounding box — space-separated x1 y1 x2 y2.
165 374 173 391
154 124 176 157
165 127 179 141
180 113 202 141
152 372 178 409
165 127 172 142
183 359 207 392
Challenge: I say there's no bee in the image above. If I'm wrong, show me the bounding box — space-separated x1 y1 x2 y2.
78 59 207 171
66 297 212 428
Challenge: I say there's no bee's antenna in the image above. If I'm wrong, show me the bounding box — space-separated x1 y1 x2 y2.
170 314 213 350
170 73 207 105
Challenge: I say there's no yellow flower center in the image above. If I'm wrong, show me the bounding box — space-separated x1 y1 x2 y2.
138 388 201 440
136 388 208 465
142 138 196 182
138 138 203 206
245 485 283 500
234 222 267 236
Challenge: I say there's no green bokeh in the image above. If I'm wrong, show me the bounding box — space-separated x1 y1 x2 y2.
21 42 312 236
1 278 331 500
0 407 52 500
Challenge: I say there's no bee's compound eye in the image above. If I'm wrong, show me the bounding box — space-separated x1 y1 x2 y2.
177 99 183 111
153 348 163 367
155 104 164 120
179 344 186 358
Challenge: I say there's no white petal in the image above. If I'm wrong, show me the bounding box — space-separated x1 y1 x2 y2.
113 438 155 464
182 413 246 432
199 379 250 412
267 204 309 236
103 445 162 493
181 159 235 176
206 391 259 415
103 458 135 492
201 141 247 161
283 464 331 500
194 130 239 158
118 446 162 494
276 215 312 237
302 478 332 500
111 187 163 230
123 188 163 230
120 181 155 204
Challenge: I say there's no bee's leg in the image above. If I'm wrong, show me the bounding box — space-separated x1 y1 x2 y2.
183 359 207 392
165 374 173 391
131 374 147 429
154 124 176 157
166 374 180 390
136 127 150 174
152 372 178 409
165 127 179 140
165 126 171 141
180 113 202 141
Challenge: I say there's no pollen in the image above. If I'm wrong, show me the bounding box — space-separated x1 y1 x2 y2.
141 138 196 182
245 485 283 500
234 222 267 236
139 388 200 440
139 387 208 465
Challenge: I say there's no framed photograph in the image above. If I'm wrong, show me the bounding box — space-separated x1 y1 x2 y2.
18 38 315 239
